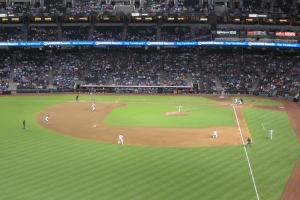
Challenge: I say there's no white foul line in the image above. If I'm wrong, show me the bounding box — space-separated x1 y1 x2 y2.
232 105 260 200
261 123 266 131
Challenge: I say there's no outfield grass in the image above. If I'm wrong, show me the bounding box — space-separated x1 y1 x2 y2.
0 94 299 200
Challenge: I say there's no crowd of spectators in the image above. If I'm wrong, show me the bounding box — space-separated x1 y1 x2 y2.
0 48 298 95
0 53 11 91
62 26 90 41
0 27 24 42
126 26 157 41
200 48 255 91
14 51 49 89
92 26 123 41
288 63 300 91
0 0 297 16
85 51 110 85
195 27 211 38
72 0 102 13
163 52 195 86
258 53 299 92
28 26 58 41
110 53 135 86
133 52 161 86
161 26 191 41
50 51 89 89
192 69 215 90
241 55 266 75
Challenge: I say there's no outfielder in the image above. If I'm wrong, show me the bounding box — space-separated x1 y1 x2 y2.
118 134 123 145
45 116 49 124
177 105 183 112
270 129 273 140
92 102 95 111
212 130 218 138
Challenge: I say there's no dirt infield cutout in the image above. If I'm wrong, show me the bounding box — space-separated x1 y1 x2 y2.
37 99 251 147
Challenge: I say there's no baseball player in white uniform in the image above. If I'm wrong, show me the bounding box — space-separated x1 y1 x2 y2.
234 98 238 104
92 102 95 111
118 134 123 145
270 129 273 140
177 105 183 112
212 130 218 138
45 116 49 124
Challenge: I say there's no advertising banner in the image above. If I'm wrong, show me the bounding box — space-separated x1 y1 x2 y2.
247 31 267 36
217 30 237 34
0 40 298 48
275 32 296 36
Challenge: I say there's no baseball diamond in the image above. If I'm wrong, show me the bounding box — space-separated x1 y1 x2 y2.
0 94 299 200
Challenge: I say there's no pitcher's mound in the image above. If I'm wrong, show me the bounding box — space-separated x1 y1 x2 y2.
165 111 188 116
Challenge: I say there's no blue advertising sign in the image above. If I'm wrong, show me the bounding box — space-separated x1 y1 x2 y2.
0 41 298 48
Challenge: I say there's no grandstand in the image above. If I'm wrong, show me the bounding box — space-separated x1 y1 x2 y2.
0 0 298 100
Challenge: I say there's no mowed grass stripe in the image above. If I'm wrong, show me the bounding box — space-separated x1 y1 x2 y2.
83 147 175 198
101 148 186 199
151 147 250 199
195 148 255 199
103 148 211 199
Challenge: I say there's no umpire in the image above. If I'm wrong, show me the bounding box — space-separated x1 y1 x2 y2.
245 138 252 147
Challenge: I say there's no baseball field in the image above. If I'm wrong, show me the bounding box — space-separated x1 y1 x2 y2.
0 94 299 200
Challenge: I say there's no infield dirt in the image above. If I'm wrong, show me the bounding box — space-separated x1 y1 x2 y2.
37 95 252 147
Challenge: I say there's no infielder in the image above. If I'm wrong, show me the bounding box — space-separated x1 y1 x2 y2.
118 134 123 145
270 129 273 140
92 102 95 111
177 105 183 112
234 98 238 104
45 116 49 124
212 130 218 138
